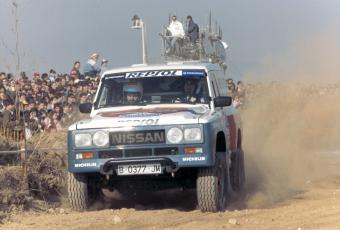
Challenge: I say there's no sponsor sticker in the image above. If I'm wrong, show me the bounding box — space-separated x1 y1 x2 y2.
125 70 182 78
117 118 159 126
182 70 205 77
182 156 206 162
104 69 205 79
74 162 97 168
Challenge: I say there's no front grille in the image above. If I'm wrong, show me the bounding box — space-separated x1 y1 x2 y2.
109 130 165 146
99 150 123 159
125 148 152 157
98 147 179 159
154 147 178 156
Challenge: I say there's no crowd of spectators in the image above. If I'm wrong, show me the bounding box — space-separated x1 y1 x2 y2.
226 78 246 108
0 60 100 138
8 55 320 141
0 64 246 139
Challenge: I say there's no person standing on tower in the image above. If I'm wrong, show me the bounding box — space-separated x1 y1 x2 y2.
166 15 185 54
186 15 199 43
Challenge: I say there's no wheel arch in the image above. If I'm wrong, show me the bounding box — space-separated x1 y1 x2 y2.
216 131 226 153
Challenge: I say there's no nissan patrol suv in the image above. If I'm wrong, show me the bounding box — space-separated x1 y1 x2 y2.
67 63 245 212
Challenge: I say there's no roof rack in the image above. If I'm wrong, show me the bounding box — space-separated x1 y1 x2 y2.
159 12 227 70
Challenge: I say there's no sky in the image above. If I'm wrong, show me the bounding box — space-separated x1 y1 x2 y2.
0 0 339 81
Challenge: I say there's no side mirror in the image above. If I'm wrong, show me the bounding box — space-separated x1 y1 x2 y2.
213 96 232 107
79 103 92 113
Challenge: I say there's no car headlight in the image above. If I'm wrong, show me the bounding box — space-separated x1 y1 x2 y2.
75 133 92 147
184 128 202 142
166 127 183 144
93 131 109 147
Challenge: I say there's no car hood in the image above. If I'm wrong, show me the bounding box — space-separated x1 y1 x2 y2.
75 105 210 130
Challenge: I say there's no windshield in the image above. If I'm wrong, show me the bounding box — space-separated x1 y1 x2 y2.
95 70 210 108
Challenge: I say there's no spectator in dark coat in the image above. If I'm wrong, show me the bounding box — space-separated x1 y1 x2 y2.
186 15 199 43
2 100 16 129
70 61 81 79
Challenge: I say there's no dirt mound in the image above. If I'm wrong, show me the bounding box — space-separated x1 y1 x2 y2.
0 137 31 222
0 166 32 222
0 131 68 222
27 151 67 201
27 131 67 151
26 131 68 201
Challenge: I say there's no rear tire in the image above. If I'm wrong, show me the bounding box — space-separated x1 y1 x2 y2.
230 149 245 192
67 172 99 211
197 152 227 212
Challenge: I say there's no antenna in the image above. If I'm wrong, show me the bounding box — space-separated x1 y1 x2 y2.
208 11 212 33
215 20 218 34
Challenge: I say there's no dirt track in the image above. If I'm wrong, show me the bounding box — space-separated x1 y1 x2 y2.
2 177 340 230
1 151 339 230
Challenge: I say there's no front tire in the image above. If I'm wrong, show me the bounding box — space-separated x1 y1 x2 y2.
196 152 227 212
67 172 99 211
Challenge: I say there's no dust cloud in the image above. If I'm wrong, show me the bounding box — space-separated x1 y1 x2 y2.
241 30 340 208
245 28 340 84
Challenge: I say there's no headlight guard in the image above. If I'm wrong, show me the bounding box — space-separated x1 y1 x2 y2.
166 125 203 144
92 131 109 147
74 133 92 148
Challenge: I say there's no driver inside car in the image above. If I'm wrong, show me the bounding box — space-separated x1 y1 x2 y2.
183 79 197 102
174 79 203 103
123 82 143 105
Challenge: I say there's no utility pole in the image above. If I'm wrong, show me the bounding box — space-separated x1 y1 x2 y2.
131 15 148 64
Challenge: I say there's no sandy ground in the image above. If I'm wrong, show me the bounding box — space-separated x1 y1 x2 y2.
1 151 340 230
1 180 340 230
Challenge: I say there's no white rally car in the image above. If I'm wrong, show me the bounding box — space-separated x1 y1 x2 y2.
67 62 245 212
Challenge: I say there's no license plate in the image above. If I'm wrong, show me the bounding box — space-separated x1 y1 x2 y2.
117 164 162 176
